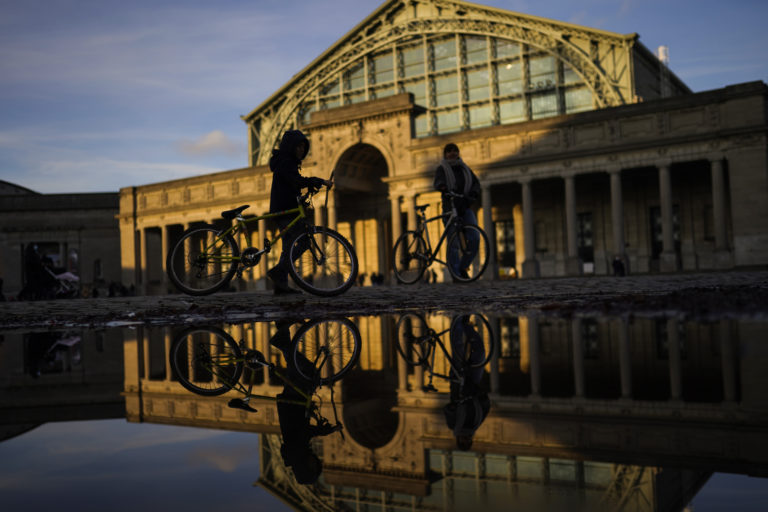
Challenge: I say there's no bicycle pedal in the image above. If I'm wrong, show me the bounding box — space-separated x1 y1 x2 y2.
227 398 258 413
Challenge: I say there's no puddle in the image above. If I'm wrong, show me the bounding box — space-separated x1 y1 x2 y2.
2 312 767 511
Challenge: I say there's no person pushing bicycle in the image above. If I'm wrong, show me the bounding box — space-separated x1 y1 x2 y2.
268 130 332 295
433 143 481 281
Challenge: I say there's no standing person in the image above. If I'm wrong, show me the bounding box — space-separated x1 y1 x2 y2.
267 130 331 295
433 143 481 281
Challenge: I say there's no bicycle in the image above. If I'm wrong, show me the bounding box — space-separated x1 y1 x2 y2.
168 317 362 434
392 191 490 284
166 183 358 296
395 312 495 393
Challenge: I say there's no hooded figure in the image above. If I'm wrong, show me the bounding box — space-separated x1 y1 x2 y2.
269 130 324 214
267 130 328 294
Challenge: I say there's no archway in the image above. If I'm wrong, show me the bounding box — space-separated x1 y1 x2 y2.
333 143 390 286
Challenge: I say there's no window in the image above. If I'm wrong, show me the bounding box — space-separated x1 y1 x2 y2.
464 36 487 65
468 104 491 129
466 68 490 102
436 109 460 134
494 220 516 266
401 45 424 78
372 51 394 84
432 38 457 71
434 74 459 107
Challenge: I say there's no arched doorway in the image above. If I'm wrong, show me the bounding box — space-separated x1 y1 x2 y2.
333 143 389 286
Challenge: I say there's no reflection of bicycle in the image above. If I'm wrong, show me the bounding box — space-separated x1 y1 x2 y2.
392 192 489 284
166 184 358 297
396 313 494 392
169 319 361 433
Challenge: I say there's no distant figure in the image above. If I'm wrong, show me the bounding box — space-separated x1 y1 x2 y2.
612 256 626 277
0 277 6 301
358 273 367 286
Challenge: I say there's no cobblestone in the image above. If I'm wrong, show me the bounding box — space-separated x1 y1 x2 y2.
2 270 768 330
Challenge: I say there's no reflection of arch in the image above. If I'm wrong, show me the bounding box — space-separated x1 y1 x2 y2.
248 1 629 164
333 143 389 193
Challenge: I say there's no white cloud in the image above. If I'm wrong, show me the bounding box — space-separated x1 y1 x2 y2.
177 130 244 157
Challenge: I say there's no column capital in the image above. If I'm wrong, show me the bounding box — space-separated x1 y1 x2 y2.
707 153 726 164
605 166 623 175
517 176 532 185
657 158 673 169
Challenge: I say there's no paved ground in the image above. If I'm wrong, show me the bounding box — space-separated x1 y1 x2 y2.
3 270 768 331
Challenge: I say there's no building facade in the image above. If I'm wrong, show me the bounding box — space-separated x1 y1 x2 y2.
0 180 122 298
118 0 768 294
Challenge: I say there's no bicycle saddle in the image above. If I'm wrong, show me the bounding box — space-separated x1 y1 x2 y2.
221 205 250 220
227 398 258 413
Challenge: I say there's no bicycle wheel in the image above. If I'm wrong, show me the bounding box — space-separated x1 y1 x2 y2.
392 231 428 284
447 224 489 283
287 226 358 297
169 326 244 396
166 225 239 295
449 313 495 368
291 317 361 385
395 313 431 366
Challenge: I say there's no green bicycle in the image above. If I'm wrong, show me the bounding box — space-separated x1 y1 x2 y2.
166 183 358 296
169 318 362 428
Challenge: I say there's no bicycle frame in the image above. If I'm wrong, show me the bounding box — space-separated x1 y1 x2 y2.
203 199 312 267
413 204 461 268
409 325 468 390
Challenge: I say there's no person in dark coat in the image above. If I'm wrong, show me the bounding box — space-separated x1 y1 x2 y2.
443 315 490 451
433 143 481 281
267 130 331 295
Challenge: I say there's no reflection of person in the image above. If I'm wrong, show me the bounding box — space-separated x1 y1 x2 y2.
20 244 57 300
444 315 490 451
433 143 481 281
270 320 323 484
612 256 626 276
267 130 331 295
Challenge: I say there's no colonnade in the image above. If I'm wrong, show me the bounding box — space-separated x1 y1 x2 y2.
388 155 732 279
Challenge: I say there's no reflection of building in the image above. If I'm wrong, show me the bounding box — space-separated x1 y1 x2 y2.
0 180 121 298
0 329 125 442
119 0 768 294
122 314 768 511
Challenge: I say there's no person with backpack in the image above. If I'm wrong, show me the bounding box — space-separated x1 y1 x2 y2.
433 143 481 281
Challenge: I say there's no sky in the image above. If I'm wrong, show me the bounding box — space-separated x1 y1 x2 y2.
1 0 766 194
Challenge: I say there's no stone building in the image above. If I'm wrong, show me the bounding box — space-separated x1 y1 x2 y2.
0 180 121 299
118 0 768 294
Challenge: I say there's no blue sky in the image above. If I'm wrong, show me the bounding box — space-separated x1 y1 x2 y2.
1 0 766 194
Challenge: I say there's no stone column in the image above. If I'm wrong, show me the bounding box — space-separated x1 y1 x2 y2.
523 316 541 397
390 195 402 283
617 318 632 400
520 179 540 278
164 331 172 381
161 225 170 293
481 183 497 280
564 174 582 275
710 157 732 268
314 203 324 227
658 161 678 272
571 318 585 398
406 194 417 231
139 226 148 295
608 167 628 272
327 190 338 232
667 318 683 401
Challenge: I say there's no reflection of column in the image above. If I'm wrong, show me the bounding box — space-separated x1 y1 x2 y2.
481 183 497 280
142 330 150 380
565 174 581 275
667 318 682 401
659 161 678 272
571 318 585 398
720 320 736 403
608 168 627 268
314 203 324 227
139 226 148 294
183 223 192 283
618 318 632 399
390 196 402 284
490 317 500 395
164 331 172 381
521 179 540 278
161 225 170 292
522 316 540 396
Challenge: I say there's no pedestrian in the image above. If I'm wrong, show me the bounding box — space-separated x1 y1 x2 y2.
433 143 481 282
612 256 626 277
266 130 331 295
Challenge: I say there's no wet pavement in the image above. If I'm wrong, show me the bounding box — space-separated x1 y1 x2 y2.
2 270 768 330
